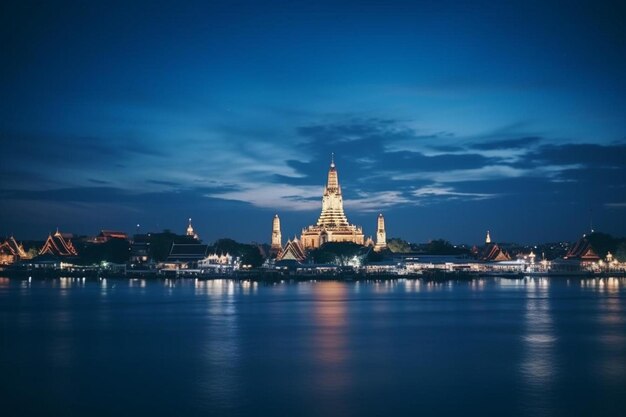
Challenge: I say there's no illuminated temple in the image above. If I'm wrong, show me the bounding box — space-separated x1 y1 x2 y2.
39 229 78 257
300 156 364 249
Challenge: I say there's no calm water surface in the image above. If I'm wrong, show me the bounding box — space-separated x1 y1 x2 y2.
1 277 625 417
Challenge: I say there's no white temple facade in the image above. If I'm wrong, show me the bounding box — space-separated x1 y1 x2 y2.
300 156 364 249
374 213 387 251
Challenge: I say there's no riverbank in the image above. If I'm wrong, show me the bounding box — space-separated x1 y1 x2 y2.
2 267 624 281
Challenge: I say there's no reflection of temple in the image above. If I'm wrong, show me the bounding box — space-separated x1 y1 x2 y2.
39 230 78 256
300 156 364 249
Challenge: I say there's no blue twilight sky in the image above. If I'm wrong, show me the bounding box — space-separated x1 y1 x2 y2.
1 0 625 244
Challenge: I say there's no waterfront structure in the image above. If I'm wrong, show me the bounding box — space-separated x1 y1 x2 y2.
564 235 600 262
277 237 307 262
479 232 511 261
0 244 14 265
271 214 282 254
198 253 240 274
300 156 364 249
0 236 30 264
162 243 209 270
186 218 199 240
130 234 150 263
481 243 511 261
374 213 387 251
88 230 128 244
39 230 78 256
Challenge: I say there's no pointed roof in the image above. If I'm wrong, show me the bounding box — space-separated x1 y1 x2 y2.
277 239 306 262
167 243 209 261
326 155 340 193
481 243 511 261
317 156 350 227
0 236 28 258
99 230 128 239
0 241 14 256
39 230 78 256
565 236 600 261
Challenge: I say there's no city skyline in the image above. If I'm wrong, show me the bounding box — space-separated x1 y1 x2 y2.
1 1 625 244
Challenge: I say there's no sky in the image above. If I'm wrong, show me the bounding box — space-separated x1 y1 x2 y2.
1 0 625 245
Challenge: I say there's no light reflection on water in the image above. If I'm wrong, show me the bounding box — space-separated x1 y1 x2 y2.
0 276 625 417
595 279 626 383
520 278 556 417
195 279 242 411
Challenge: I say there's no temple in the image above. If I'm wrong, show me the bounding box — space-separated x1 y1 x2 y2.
374 213 387 251
279 237 307 262
479 231 511 261
0 236 30 265
271 214 282 254
564 235 600 263
39 229 78 256
186 218 199 240
300 156 364 249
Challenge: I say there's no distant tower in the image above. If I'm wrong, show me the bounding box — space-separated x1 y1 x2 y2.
271 214 282 252
485 230 491 244
186 218 199 240
374 213 387 251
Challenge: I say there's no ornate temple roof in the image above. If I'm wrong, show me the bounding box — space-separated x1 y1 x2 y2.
0 236 28 258
315 157 350 228
186 218 199 240
277 238 306 262
481 243 511 262
564 236 600 261
100 230 128 239
39 230 78 257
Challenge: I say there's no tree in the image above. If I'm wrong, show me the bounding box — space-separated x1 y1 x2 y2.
309 242 365 265
615 242 626 262
586 232 618 258
77 238 130 264
417 239 470 255
213 238 240 255
387 238 411 253
212 238 264 268
148 231 197 261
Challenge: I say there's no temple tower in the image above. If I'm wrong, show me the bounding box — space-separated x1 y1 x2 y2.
374 213 387 251
186 218 199 240
485 230 491 244
317 154 349 227
300 155 364 249
271 214 282 251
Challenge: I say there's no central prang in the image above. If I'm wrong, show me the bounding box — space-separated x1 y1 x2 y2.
300 156 364 249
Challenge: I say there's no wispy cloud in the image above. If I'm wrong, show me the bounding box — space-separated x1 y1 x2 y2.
207 183 322 211
412 185 495 200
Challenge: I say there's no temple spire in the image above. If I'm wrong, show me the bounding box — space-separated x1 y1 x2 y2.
326 154 340 193
186 218 199 240
318 155 348 227
374 213 387 251
271 214 282 251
